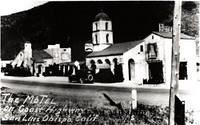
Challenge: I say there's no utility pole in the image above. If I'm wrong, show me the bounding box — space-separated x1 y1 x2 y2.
169 1 182 125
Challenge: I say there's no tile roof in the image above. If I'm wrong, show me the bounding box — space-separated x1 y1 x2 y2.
87 40 143 58
153 31 195 39
32 50 53 62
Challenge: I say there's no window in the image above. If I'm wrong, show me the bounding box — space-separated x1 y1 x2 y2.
95 23 98 30
105 22 108 30
106 34 109 43
197 63 200 72
95 34 98 44
179 62 188 80
140 45 143 52
152 35 154 39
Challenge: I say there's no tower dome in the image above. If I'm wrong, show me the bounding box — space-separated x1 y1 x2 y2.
94 11 110 21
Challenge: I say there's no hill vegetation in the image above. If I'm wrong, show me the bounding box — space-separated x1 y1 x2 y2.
1 1 199 61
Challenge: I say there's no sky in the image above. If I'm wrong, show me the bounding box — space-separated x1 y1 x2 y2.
0 0 178 16
0 0 47 16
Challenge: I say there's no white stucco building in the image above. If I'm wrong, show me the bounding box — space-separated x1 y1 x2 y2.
86 12 199 85
4 42 71 76
44 44 71 65
144 32 197 84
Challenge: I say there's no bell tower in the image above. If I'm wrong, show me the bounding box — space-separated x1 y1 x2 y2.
92 11 113 52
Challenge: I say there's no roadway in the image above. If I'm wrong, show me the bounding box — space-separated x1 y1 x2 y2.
1 76 199 108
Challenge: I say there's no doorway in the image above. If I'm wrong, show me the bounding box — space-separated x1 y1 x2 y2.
128 59 135 81
148 61 163 84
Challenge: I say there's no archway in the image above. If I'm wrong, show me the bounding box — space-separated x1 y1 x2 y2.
128 59 135 81
105 59 111 65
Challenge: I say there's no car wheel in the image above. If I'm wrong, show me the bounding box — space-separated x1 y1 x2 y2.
87 74 94 82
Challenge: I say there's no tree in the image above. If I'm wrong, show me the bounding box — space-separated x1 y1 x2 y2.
181 1 199 36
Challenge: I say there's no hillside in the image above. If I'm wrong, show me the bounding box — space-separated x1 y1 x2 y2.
1 1 198 61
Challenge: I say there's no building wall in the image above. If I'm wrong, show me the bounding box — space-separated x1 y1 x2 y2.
86 42 147 84
144 34 169 83
45 44 71 65
179 39 197 81
33 44 71 76
123 42 147 84
144 33 198 84
86 33 197 84
163 37 172 84
86 55 123 74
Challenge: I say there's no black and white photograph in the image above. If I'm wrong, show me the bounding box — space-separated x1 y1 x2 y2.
0 0 200 125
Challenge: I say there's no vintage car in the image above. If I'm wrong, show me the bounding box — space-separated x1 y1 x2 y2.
68 62 94 83
68 69 94 83
3 64 32 76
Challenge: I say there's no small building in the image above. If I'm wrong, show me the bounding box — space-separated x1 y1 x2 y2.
32 49 53 76
45 44 71 64
86 12 199 85
144 31 197 84
2 42 71 76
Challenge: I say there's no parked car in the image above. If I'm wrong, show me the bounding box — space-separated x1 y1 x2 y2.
68 62 94 83
3 64 32 77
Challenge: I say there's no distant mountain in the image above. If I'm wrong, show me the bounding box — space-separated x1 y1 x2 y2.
1 1 198 61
